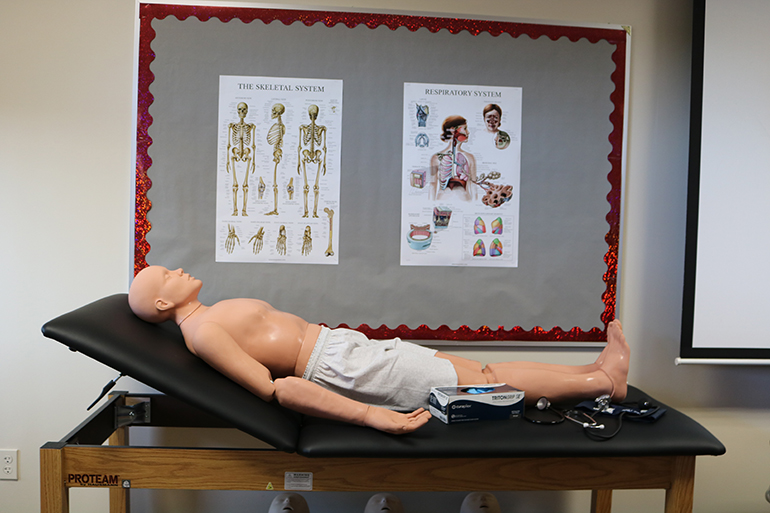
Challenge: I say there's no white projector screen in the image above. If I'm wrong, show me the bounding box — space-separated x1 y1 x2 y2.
681 0 770 362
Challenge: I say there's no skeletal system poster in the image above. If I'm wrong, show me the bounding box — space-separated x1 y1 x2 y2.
401 82 522 267
216 75 342 264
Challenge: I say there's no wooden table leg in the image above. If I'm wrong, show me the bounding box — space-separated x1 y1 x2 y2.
109 427 129 513
665 456 695 513
40 446 68 513
591 489 613 513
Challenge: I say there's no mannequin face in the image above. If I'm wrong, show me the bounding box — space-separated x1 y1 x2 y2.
268 493 310 513
364 493 404 513
460 492 501 513
128 266 202 322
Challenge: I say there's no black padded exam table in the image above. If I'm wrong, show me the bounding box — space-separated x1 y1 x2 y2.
40 294 725 513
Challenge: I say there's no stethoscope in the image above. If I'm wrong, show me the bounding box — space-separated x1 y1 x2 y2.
523 396 605 430
524 394 662 440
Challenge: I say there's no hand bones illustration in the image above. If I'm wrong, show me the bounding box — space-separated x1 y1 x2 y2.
225 224 240 254
249 227 265 254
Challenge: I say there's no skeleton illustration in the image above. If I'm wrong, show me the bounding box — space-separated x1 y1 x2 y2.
287 177 294 200
225 224 240 254
249 227 265 254
265 103 286 216
226 103 257 216
301 226 312 256
276 225 287 255
297 105 327 218
323 207 334 257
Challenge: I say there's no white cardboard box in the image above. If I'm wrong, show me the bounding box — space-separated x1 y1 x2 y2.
428 383 525 424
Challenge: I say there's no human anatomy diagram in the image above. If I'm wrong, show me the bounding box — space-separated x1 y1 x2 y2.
265 103 286 216
297 104 327 218
226 103 257 216
215 76 341 265
400 82 522 268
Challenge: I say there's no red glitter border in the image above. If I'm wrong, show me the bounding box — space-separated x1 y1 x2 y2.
135 4 626 342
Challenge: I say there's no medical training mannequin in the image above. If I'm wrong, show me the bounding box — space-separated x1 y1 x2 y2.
268 493 309 513
128 266 629 435
364 493 404 513
460 492 501 513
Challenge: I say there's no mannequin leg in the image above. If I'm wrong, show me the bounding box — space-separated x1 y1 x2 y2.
433 357 615 404
437 320 629 404
483 321 628 402
480 367 616 404
482 320 626 375
437 353 599 375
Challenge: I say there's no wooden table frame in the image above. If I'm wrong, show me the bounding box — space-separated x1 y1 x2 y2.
40 394 696 513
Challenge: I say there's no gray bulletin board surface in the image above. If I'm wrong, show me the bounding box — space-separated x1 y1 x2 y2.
134 5 627 343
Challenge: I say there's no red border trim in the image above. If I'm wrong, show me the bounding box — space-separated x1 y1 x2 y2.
135 4 626 342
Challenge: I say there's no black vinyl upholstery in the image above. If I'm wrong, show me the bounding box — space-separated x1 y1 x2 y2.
297 385 726 458
42 294 301 452
42 294 725 459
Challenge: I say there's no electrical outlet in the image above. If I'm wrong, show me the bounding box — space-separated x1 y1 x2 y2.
0 449 18 480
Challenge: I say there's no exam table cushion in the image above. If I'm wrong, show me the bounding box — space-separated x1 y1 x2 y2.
41 294 300 452
296 385 726 458
42 294 726 460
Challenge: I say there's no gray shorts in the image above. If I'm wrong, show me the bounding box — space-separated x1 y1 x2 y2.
302 327 458 411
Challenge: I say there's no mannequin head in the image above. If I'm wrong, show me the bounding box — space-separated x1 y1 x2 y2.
364 493 404 513
268 493 310 513
128 266 202 323
460 492 501 513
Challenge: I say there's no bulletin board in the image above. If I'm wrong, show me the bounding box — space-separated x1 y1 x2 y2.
134 3 628 343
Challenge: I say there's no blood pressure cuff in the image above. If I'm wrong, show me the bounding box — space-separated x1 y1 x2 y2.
576 399 667 422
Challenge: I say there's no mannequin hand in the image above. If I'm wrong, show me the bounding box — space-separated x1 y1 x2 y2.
363 406 431 434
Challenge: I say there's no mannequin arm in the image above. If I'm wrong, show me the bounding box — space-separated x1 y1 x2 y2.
274 377 431 434
189 322 276 402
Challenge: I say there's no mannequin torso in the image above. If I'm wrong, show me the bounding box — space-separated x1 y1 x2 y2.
180 298 322 380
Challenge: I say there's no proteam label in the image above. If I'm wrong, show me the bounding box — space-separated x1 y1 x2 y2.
67 473 121 486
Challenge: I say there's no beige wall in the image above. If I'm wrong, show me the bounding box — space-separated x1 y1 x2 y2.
3 0 769 511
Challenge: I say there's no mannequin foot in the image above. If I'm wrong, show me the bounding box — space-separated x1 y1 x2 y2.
594 319 622 367
599 320 629 401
